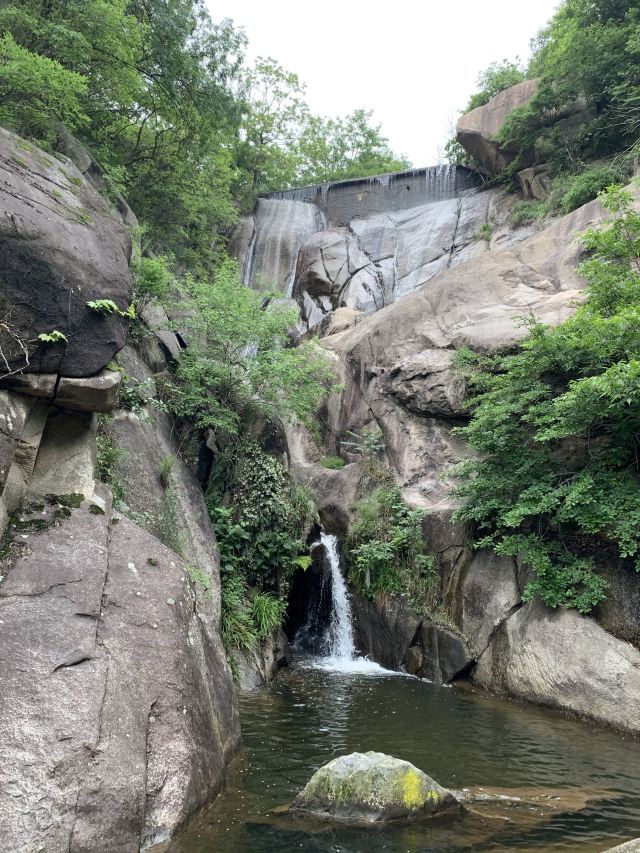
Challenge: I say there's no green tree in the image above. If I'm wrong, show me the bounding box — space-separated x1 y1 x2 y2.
163 257 336 437
296 109 411 185
235 56 309 201
499 1 640 162
464 59 526 112
1 0 247 274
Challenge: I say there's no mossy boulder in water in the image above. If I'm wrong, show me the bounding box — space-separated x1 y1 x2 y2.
292 751 460 823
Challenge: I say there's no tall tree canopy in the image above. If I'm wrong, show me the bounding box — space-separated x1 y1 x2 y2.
0 2 409 273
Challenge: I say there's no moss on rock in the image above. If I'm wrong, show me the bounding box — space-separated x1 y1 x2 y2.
292 751 461 823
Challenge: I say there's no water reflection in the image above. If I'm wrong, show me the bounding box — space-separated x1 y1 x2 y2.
166 663 640 853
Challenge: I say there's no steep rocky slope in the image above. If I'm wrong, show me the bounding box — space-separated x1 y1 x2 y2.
285 182 640 735
0 129 239 852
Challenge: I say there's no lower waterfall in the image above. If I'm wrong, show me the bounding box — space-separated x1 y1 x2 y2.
294 530 392 674
319 531 355 661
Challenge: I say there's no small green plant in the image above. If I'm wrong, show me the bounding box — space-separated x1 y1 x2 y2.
186 563 211 594
96 417 126 504
321 455 346 469
159 454 174 490
37 330 67 343
341 426 386 481
87 299 135 319
509 200 547 227
250 591 285 639
72 208 93 226
11 154 28 167
475 222 493 242
60 168 82 187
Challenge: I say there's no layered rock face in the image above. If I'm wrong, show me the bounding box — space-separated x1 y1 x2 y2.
230 166 500 332
0 130 239 851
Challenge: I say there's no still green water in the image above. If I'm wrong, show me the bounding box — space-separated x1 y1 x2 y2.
168 660 640 853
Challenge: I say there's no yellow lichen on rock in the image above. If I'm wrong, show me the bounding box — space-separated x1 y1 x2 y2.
402 769 424 809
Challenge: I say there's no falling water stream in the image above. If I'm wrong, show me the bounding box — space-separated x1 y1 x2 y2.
165 535 640 853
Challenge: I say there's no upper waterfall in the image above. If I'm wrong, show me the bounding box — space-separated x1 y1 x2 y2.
228 163 490 325
263 165 481 225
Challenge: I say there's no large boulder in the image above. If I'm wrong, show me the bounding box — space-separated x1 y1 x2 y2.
475 599 640 735
0 488 239 851
456 79 538 175
601 842 640 853
456 80 596 177
0 128 133 378
292 752 459 822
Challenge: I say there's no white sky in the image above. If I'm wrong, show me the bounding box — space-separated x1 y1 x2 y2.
207 0 560 166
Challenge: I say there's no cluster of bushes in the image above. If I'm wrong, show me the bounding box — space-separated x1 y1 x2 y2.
208 442 316 652
345 485 437 610
453 183 640 613
509 161 631 226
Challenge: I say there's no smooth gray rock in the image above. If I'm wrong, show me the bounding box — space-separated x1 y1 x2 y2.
231 628 289 690
418 619 474 683
110 346 225 627
600 841 640 853
0 491 239 852
55 369 122 413
292 752 459 823
28 408 97 501
0 128 133 377
403 645 423 675
593 559 640 648
0 372 58 398
475 599 640 735
444 550 521 658
1 396 49 533
351 594 422 670
293 229 383 319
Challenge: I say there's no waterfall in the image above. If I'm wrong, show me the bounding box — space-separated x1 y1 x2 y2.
292 531 396 675
321 531 355 661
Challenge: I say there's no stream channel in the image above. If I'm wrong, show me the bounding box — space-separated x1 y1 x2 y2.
167 535 640 853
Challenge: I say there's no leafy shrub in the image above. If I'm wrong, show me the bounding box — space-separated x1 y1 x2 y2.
251 591 285 639
163 257 336 438
209 442 316 652
464 59 526 113
509 200 547 227
346 486 436 608
322 455 346 469
453 183 640 613
558 164 629 213
134 256 171 308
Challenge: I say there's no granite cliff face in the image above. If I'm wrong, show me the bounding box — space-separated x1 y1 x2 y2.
237 97 640 735
0 129 239 852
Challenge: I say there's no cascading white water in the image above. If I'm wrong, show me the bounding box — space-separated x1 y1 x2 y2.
321 531 355 661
